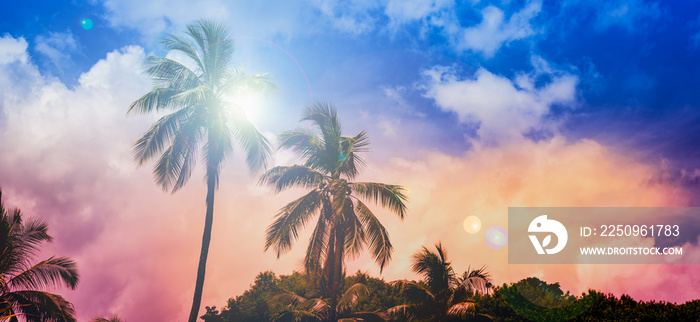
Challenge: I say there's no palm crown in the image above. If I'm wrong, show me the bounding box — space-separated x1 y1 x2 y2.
0 190 79 322
260 102 408 320
128 19 274 192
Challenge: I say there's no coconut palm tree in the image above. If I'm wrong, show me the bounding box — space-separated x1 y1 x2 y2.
128 19 274 322
275 282 386 322
260 102 408 321
388 243 491 321
0 189 79 321
91 315 123 322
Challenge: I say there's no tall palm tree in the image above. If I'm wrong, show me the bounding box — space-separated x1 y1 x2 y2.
128 19 274 322
0 190 79 321
388 243 491 321
260 102 408 321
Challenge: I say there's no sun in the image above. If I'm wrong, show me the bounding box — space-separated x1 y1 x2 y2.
225 90 270 127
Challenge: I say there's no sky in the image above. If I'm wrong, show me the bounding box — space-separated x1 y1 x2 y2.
1 0 699 320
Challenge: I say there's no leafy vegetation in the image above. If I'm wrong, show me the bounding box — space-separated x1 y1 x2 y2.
0 190 79 321
202 242 699 322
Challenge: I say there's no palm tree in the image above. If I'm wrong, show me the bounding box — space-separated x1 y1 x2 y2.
388 243 491 321
275 282 386 322
0 189 79 321
91 315 123 322
128 19 274 322
260 102 408 321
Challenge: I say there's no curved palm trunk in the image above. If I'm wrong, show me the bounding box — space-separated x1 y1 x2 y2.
188 168 217 322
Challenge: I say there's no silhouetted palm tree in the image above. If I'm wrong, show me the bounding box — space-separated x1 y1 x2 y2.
261 103 408 321
0 190 79 321
275 282 386 322
388 243 491 321
91 314 123 322
128 19 274 322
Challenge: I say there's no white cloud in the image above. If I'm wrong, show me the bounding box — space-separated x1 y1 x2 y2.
35 31 79 72
385 0 454 23
422 59 578 143
102 0 230 38
459 0 542 57
311 0 383 34
0 34 29 65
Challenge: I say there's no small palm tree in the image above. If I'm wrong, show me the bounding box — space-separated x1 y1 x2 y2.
0 189 79 321
91 314 123 322
275 282 386 322
128 19 274 322
261 102 408 321
388 243 491 321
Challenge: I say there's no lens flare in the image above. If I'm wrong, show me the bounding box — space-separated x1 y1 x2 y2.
463 216 482 234
485 225 508 249
80 19 94 30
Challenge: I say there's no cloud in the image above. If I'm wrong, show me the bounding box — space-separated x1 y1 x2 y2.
34 31 79 72
102 0 230 38
385 0 454 23
0 34 28 64
458 0 542 57
422 59 578 144
345 135 695 303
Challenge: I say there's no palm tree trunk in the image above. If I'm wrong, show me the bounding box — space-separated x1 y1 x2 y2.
328 226 344 322
188 168 217 322
325 228 336 321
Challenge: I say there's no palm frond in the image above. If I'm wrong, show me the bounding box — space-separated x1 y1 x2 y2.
265 190 323 257
8 256 79 291
350 182 408 219
160 32 205 74
385 304 415 321
343 204 365 260
1 290 76 322
355 200 392 271
221 67 278 95
277 128 322 161
259 166 325 193
337 131 369 179
152 116 201 193
143 56 202 91
446 301 476 318
132 108 187 166
273 291 308 307
459 266 492 295
229 110 272 172
336 283 369 313
128 88 179 115
304 206 330 279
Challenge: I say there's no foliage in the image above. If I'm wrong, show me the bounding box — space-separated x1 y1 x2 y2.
0 189 79 322
203 272 700 321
